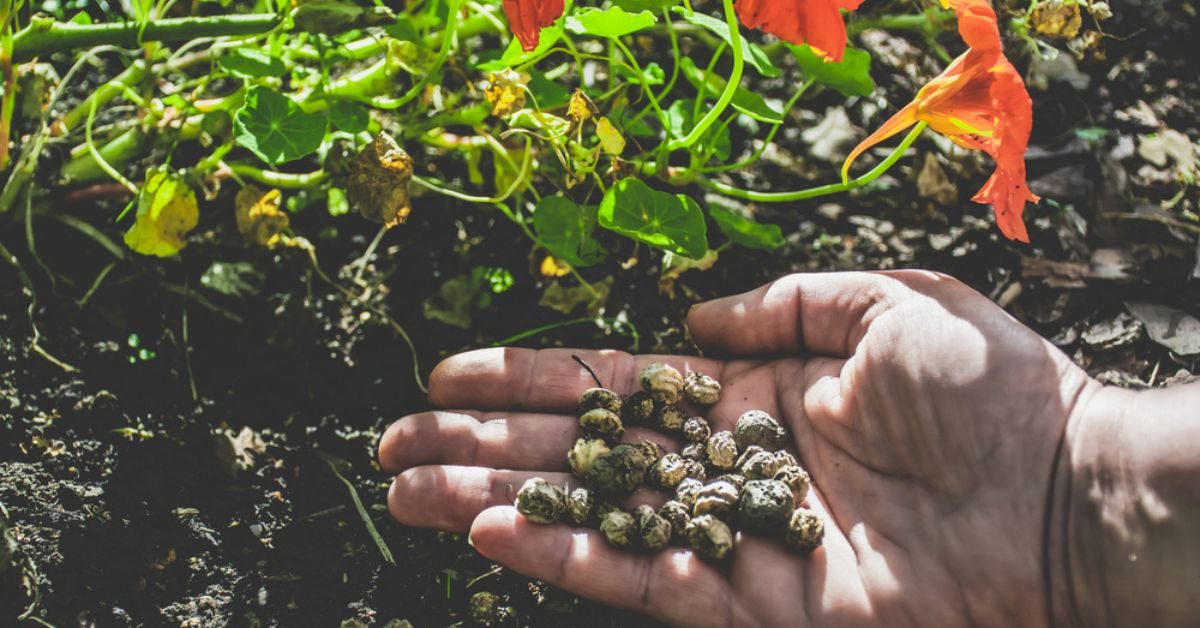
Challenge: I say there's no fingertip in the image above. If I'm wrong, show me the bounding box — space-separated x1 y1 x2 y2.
467 505 521 557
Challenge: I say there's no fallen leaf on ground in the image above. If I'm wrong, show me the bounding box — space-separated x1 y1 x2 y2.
1125 302 1200 355
1030 0 1082 39
915 153 958 205
659 249 719 295
214 426 266 477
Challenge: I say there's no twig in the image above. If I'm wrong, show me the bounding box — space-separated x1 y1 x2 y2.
0 239 77 372
571 354 604 388
317 452 396 566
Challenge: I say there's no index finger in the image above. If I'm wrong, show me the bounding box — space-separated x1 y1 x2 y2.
686 272 906 359
428 348 724 413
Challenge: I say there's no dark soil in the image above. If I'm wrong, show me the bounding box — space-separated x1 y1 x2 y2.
2 3 1198 626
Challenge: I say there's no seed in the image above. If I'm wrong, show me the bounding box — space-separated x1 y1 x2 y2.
675 477 704 509
783 508 824 553
640 363 684 405
734 410 788 452
706 431 738 470
683 371 721 405
567 437 611 478
580 407 624 443
693 480 740 519
773 465 811 505
579 387 622 414
658 500 691 544
586 444 649 496
682 416 711 444
601 510 637 549
686 515 733 563
647 453 687 489
737 479 794 534
514 477 565 524
565 487 594 525
635 504 672 551
622 391 657 425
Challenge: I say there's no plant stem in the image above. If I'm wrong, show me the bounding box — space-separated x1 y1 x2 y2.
702 77 814 174
61 60 147 133
695 122 928 202
13 13 281 61
227 164 328 189
664 0 742 152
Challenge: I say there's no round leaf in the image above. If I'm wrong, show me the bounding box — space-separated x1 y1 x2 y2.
233 86 328 165
598 178 708 259
790 44 876 98
533 195 606 267
218 49 286 79
709 204 784 250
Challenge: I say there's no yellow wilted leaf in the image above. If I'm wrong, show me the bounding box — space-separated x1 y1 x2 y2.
484 68 531 117
235 186 289 247
596 117 626 156
124 170 199 257
539 254 571 278
567 89 595 123
1031 0 1082 39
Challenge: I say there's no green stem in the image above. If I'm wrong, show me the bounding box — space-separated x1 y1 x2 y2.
664 0 742 152
702 77 814 174
13 13 282 61
696 122 928 202
364 0 461 110
611 37 666 127
228 164 328 189
61 60 147 133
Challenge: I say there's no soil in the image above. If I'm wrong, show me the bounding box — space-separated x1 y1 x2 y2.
2 3 1198 626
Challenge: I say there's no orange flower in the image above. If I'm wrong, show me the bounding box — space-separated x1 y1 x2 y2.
503 0 565 52
735 0 864 62
842 0 1039 242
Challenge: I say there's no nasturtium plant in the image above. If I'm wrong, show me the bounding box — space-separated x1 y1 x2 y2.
598 178 708 259
673 9 780 78
329 101 371 133
234 86 328 165
679 58 784 124
708 204 785 250
791 44 876 98
565 7 657 38
217 49 287 79
533 195 606 268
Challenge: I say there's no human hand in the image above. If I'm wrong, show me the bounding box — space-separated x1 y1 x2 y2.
379 271 1100 626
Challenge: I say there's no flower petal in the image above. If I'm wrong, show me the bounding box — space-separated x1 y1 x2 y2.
841 103 918 181
736 0 858 62
503 0 565 52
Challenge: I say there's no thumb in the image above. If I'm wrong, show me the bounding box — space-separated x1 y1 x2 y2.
686 272 900 358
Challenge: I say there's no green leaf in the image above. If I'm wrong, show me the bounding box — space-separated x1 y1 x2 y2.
613 0 681 12
218 49 287 79
664 99 730 160
533 195 606 267
382 16 420 42
565 7 657 38
329 100 370 133
709 204 784 250
790 44 875 98
598 178 708 259
528 71 572 109
233 86 328 165
674 9 780 78
679 57 783 124
478 22 564 71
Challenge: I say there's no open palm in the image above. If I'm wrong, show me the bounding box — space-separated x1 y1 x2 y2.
380 271 1099 627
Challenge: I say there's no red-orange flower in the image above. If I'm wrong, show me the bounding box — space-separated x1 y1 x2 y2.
842 0 1039 242
503 0 565 52
735 0 864 62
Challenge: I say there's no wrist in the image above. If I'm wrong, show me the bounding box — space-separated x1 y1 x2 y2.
1046 382 1200 627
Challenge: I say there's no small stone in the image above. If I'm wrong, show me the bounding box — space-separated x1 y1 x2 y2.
738 479 794 534
693 480 740 519
774 466 811 505
580 408 624 443
567 438 611 478
514 477 565 524
635 504 672 551
601 510 637 549
469 591 508 626
682 417 711 444
675 477 704 508
706 431 738 470
622 391 657 425
580 387 622 414
683 372 721 405
586 444 648 496
656 405 686 433
647 453 687 489
682 459 707 482
686 515 733 563
734 411 787 452
566 487 594 525
658 500 691 544
640 363 684 405
784 508 824 553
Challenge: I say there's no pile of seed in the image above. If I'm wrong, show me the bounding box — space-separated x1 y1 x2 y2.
514 362 824 563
